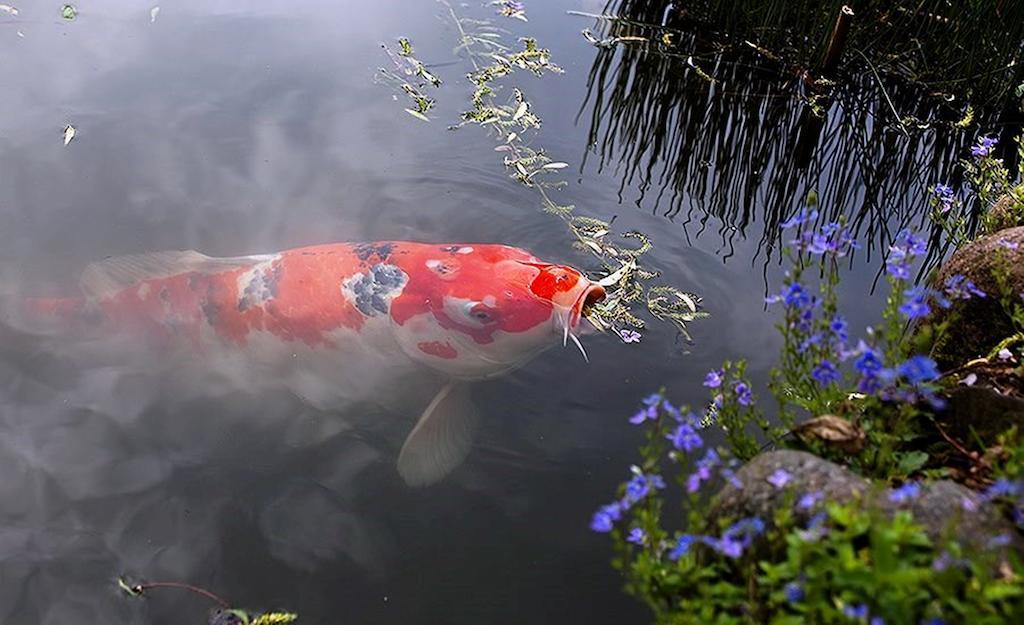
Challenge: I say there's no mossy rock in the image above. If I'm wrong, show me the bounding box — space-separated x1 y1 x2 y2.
710 450 1023 558
982 194 1024 234
930 226 1024 369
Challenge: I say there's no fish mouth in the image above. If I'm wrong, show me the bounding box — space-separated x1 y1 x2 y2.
572 283 606 328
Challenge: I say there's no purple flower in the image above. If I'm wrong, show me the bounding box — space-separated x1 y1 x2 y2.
590 502 622 532
668 534 696 560
734 382 754 406
830 315 849 342
784 582 804 603
934 184 953 198
798 333 823 354
898 355 940 384
780 209 818 230
899 286 932 319
619 329 642 343
668 422 703 452
870 618 885 625
998 238 1020 250
641 393 662 407
943 274 986 300
971 135 998 158
626 527 646 545
985 478 1020 499
843 603 869 619
767 468 792 488
888 481 921 503
624 472 666 503
708 517 764 558
798 491 823 509
812 359 841 386
987 533 1011 548
703 369 724 388
887 230 927 279
998 348 1014 361
767 282 813 309
629 405 657 425
686 448 720 493
797 512 828 541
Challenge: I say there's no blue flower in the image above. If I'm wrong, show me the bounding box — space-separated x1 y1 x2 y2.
870 618 885 625
642 393 662 407
629 405 657 425
626 527 646 545
934 184 953 198
590 502 622 533
830 315 849 342
888 482 921 503
843 603 869 619
703 369 724 388
798 491 823 509
734 382 754 406
797 512 829 541
985 478 1021 499
784 581 804 603
898 355 940 384
899 286 932 319
767 282 814 309
624 472 666 503
686 448 720 493
797 333 822 354
668 534 696 560
708 517 764 558
668 422 704 452
767 468 792 488
812 359 840 386
920 619 946 625
887 230 927 279
944 274 986 300
780 208 818 230
971 135 998 158
619 329 642 343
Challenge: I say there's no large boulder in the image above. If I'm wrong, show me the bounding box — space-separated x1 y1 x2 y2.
982 194 1024 234
709 450 1022 557
930 226 1024 368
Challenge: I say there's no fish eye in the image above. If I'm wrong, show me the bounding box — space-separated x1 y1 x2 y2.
463 301 498 324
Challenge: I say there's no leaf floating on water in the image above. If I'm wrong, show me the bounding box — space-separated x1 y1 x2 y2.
117 577 144 597
251 613 298 625
597 259 636 287
62 124 76 145
0 4 17 16
61 4 76 20
512 101 528 121
404 108 430 122
150 6 160 23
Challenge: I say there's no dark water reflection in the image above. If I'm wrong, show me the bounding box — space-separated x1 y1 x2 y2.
0 1 980 623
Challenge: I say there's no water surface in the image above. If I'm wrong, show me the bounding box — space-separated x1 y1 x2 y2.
0 1 964 622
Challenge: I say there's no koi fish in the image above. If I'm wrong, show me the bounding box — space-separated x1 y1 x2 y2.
5 242 605 485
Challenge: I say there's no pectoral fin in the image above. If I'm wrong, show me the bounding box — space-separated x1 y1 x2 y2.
396 382 479 486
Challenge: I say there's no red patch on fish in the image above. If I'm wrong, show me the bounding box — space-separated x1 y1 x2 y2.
417 340 458 359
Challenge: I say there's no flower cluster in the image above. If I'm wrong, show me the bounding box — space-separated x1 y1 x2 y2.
942 274 986 300
780 211 859 258
668 516 765 560
933 184 955 214
886 230 928 281
971 135 998 159
589 466 666 533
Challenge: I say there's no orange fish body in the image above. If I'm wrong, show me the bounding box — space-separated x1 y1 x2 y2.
12 241 605 485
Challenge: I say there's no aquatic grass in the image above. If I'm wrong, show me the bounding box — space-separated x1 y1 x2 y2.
574 2 1024 267
418 0 709 341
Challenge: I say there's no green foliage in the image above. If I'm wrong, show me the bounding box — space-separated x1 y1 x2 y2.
608 398 1024 625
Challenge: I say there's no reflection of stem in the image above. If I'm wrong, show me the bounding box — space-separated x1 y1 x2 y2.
133 581 231 608
853 49 909 138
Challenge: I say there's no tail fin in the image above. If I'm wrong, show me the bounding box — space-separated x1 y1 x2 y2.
0 264 91 336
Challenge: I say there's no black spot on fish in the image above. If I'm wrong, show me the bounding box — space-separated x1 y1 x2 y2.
440 245 460 254
159 288 170 302
201 300 220 326
344 263 408 317
237 263 280 311
355 243 394 262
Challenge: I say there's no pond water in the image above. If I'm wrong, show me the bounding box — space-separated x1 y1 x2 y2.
0 1 983 623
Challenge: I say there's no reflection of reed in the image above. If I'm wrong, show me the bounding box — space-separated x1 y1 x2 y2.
576 2 1024 263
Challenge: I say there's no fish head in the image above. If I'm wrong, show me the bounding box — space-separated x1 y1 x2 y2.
389 245 605 379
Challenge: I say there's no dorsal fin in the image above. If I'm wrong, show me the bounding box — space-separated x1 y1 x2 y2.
80 250 261 299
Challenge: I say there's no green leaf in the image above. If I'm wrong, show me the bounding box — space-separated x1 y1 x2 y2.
896 451 929 475
61 4 76 19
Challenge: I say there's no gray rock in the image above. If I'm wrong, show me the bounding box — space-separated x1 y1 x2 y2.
709 450 1022 557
